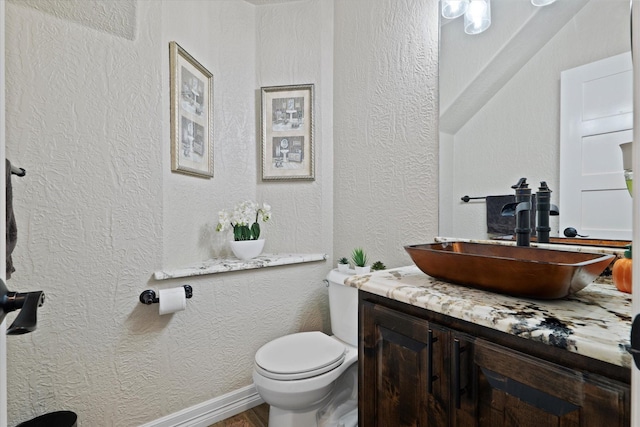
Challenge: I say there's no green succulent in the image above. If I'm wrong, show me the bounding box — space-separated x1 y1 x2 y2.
351 247 369 267
371 261 386 271
338 257 349 265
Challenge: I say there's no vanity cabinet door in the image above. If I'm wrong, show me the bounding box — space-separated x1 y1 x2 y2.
469 339 630 427
360 301 449 427
450 333 477 427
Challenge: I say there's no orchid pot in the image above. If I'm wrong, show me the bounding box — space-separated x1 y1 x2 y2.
216 200 271 260
229 239 265 261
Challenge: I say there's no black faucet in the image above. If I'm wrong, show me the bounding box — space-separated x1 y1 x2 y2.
535 181 559 244
501 178 533 247
501 178 561 246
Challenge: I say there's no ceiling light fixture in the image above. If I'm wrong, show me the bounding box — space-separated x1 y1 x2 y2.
442 0 469 19
464 0 491 35
443 0 557 36
531 0 557 6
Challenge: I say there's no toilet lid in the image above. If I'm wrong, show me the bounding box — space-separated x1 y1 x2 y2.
255 331 346 380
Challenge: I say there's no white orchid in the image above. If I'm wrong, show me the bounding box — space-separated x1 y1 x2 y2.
216 200 272 241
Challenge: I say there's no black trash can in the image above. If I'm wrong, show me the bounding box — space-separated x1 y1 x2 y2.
16 411 77 427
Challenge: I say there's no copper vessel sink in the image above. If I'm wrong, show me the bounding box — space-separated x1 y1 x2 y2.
404 242 615 299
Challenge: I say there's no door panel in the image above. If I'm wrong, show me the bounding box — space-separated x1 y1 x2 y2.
472 339 629 427
560 52 633 239
581 189 633 235
581 131 633 184
451 334 477 427
582 68 632 121
360 301 449 427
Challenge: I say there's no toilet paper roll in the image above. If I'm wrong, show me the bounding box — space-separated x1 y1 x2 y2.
159 287 187 315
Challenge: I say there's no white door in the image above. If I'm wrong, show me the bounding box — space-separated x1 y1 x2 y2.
560 52 633 240
0 1 7 426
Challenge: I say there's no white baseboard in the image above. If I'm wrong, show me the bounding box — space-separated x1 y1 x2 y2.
139 384 264 427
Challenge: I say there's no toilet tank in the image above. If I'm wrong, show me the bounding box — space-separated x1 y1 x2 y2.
326 269 358 347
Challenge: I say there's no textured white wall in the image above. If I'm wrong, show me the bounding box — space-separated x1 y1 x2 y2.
333 0 440 268
161 0 258 265
5 0 331 425
442 0 630 239
255 0 335 257
5 1 163 424
4 0 438 424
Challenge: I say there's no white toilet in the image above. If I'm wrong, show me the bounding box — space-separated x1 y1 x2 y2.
252 269 358 427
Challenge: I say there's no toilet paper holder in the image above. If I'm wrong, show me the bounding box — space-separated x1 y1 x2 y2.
139 285 193 305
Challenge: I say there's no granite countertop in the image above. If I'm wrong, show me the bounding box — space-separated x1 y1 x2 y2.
345 265 632 369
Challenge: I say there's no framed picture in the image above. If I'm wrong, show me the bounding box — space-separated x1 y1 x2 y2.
261 84 314 180
170 41 214 178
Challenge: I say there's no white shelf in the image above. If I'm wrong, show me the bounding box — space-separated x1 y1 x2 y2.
153 253 328 281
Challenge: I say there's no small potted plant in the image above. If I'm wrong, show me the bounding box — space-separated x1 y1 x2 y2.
337 257 350 272
351 247 370 274
371 260 386 271
216 200 271 260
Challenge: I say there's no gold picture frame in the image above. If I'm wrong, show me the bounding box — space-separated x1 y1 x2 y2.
170 41 214 178
261 84 314 181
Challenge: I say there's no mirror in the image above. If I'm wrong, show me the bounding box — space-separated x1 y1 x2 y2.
438 0 632 240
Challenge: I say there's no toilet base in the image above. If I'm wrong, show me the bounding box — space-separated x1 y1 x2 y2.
264 363 359 427
267 399 325 427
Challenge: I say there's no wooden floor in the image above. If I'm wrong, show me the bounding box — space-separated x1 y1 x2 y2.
208 403 269 427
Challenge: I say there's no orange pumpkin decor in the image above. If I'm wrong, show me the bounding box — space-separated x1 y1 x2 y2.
612 245 632 294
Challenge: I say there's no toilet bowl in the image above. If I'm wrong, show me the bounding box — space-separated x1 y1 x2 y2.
252 269 358 427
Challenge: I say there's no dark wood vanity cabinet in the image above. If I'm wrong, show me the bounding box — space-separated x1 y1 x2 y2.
359 298 449 426
359 294 630 427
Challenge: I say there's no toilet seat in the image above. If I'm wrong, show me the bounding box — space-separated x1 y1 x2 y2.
255 331 346 381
